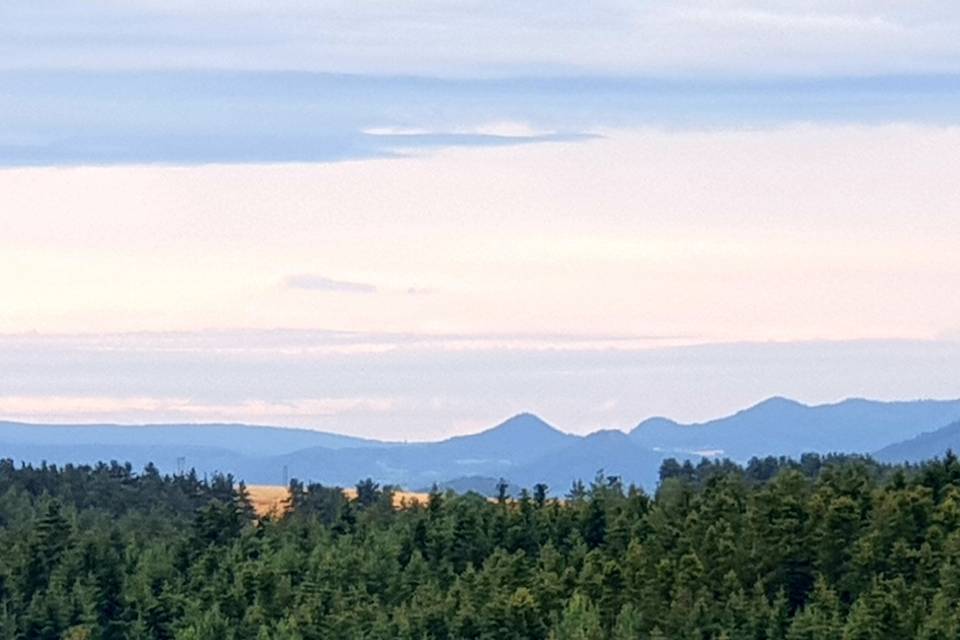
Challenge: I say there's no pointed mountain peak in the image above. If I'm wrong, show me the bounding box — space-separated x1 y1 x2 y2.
438 412 574 455
746 396 806 413
490 413 559 434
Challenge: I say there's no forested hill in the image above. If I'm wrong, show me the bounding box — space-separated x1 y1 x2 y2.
3 452 960 638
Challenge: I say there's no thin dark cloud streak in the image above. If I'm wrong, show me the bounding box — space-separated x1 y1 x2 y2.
283 275 377 294
0 328 696 350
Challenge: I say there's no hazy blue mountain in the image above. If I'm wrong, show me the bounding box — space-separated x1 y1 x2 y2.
875 420 960 463
512 430 668 491
252 425 664 492
422 413 577 465
630 397 960 461
0 421 380 457
5 398 960 491
423 476 523 498
0 442 246 477
242 414 581 487
0 414 578 488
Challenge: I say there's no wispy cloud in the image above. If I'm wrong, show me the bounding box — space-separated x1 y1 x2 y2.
1 333 959 438
4 2 960 76
283 274 377 294
405 287 436 296
0 395 396 426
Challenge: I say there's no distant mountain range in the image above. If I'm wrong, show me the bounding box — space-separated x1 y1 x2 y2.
629 397 960 460
3 397 960 495
875 420 960 463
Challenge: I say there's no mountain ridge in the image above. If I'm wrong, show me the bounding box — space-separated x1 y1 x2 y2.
0 420 381 457
5 397 960 492
875 420 960 462
629 397 960 460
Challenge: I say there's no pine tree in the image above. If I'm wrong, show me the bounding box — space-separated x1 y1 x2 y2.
612 603 644 640
582 498 606 550
505 587 546 640
19 500 72 602
787 578 842 640
550 593 603 640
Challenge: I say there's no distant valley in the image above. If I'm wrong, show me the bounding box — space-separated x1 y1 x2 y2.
3 397 960 494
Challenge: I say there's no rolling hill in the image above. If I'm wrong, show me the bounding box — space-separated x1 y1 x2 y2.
239 413 582 488
511 429 668 491
0 421 378 456
874 420 960 462
4 397 960 494
629 397 960 461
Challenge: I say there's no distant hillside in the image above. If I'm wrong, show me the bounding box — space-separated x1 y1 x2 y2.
0 421 379 456
423 476 523 497
629 397 960 461
425 413 577 465
0 442 244 477
875 420 960 463
241 414 583 488
511 429 668 491
5 397 960 492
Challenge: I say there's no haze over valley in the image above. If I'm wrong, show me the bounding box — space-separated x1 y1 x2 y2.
6 397 960 493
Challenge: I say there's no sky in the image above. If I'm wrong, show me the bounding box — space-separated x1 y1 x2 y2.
2 2 960 438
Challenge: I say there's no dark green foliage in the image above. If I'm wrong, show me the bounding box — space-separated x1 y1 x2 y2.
2 453 960 638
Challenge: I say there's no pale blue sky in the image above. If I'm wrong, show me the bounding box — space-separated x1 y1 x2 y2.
2 1 959 436
3 72 960 166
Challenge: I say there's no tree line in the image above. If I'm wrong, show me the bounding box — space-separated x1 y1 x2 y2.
1 452 960 638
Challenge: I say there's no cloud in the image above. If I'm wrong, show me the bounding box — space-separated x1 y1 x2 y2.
2 70 958 167
283 274 377 294
0 395 396 426
405 287 436 296
2 333 960 439
3 1 960 77
0 329 694 358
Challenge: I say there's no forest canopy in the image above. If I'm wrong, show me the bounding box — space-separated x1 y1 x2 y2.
1 453 960 639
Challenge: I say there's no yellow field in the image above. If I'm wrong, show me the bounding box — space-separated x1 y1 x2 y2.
246 484 291 517
347 488 432 508
245 484 431 518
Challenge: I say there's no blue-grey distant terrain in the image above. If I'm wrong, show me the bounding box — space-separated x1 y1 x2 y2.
875 420 960 463
3 397 960 493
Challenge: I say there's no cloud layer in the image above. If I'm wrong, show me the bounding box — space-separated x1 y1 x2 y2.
5 2 960 76
2 72 958 166
1 331 959 439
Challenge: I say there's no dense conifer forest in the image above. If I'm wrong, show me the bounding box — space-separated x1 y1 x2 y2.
2 453 960 639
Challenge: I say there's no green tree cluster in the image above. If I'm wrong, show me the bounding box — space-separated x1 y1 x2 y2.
1 453 960 638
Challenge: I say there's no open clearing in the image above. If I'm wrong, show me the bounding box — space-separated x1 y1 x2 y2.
246 485 431 517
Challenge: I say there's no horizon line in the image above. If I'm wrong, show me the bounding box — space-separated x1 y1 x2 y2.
4 394 959 442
